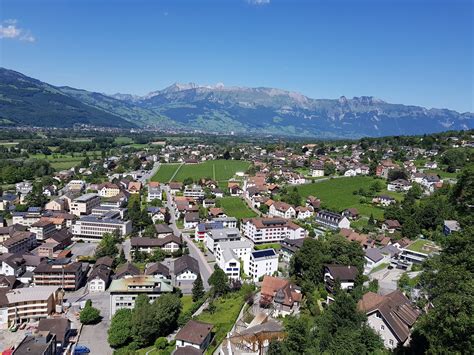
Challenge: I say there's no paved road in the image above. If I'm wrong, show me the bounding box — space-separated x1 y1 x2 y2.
122 238 131 261
138 161 160 183
164 186 212 289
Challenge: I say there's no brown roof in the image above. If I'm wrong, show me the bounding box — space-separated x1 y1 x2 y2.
115 262 140 278
384 219 401 229
324 264 358 281
174 255 199 276
174 346 202 355
175 320 213 346
358 290 421 343
144 262 170 277
131 235 181 248
261 276 302 307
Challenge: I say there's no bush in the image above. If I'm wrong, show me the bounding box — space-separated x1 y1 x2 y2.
79 301 101 325
155 337 168 350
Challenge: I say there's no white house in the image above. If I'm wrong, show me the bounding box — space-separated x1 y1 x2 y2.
315 210 351 230
174 255 200 283
268 202 296 219
241 217 306 244
205 228 241 253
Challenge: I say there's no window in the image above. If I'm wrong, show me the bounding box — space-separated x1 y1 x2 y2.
389 340 394 346
380 325 385 330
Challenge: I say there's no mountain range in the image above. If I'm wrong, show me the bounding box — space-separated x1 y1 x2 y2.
0 68 472 138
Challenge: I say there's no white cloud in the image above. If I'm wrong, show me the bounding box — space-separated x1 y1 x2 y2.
0 19 35 42
247 0 270 5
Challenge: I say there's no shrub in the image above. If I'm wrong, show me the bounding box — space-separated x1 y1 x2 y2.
154 337 168 350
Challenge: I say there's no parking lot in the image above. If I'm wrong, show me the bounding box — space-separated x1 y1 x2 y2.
74 291 112 355
69 242 98 261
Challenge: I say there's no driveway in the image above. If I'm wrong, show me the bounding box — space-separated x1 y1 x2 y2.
369 267 405 295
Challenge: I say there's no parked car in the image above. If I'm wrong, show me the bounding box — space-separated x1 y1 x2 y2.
74 345 90 354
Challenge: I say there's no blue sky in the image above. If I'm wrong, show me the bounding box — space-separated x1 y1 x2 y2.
1 0 472 112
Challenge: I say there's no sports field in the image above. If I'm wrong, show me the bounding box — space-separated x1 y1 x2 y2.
296 176 400 219
152 160 250 183
219 197 257 219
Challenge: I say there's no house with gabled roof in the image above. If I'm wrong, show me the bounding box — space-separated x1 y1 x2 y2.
358 290 421 349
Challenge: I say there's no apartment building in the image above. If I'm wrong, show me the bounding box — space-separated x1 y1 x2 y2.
98 183 121 198
0 231 36 254
0 286 61 328
69 194 101 216
147 182 162 202
109 276 174 317
71 215 132 241
205 228 241 253
30 220 56 241
315 210 351 230
33 261 87 291
214 240 252 280
183 185 205 199
240 218 306 244
244 249 279 282
11 208 42 227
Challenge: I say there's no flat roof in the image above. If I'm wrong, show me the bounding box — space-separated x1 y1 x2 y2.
6 286 59 303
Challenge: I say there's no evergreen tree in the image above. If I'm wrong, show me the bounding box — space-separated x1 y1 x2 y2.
192 274 205 302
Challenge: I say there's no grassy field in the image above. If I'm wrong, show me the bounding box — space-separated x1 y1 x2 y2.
196 292 245 354
152 160 250 183
151 164 182 182
114 136 134 144
218 197 257 219
296 176 394 219
30 151 103 170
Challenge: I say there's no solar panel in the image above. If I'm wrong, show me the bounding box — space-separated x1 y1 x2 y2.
252 249 276 258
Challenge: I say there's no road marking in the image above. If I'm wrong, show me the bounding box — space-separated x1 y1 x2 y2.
169 163 184 182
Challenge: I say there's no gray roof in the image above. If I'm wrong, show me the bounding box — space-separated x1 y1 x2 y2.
365 248 384 263
174 255 200 276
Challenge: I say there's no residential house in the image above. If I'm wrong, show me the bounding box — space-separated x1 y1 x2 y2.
260 276 302 316
115 262 141 279
280 238 306 263
324 264 358 301
364 248 386 272
184 212 200 229
144 262 171 280
358 290 421 349
268 201 296 219
382 220 401 234
98 183 121 198
295 206 313 220
175 320 213 352
174 255 200 283
131 235 182 255
387 179 412 192
443 220 461 235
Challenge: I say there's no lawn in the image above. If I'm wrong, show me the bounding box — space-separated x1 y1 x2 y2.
296 176 388 219
181 295 194 314
30 151 103 171
196 292 245 355
254 243 281 250
425 168 458 179
218 197 257 219
151 163 182 182
406 239 439 254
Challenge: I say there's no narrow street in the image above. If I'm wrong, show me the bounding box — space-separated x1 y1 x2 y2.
164 186 212 289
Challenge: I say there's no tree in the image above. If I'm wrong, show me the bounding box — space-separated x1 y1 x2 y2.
116 249 126 266
24 182 48 207
152 293 182 337
131 294 155 347
108 308 133 348
80 300 101 325
209 265 229 297
416 227 474 354
192 274 205 302
95 233 119 258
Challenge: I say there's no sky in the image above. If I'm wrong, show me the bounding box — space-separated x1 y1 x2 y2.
0 0 473 112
